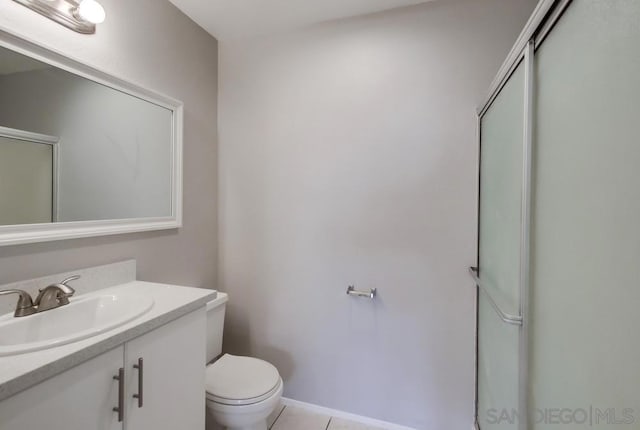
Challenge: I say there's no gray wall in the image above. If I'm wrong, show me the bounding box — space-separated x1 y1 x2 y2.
0 0 218 288
218 0 537 428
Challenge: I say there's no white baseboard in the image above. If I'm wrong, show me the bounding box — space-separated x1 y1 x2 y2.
280 397 417 430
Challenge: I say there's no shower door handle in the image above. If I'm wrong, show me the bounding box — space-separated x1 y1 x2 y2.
469 267 523 326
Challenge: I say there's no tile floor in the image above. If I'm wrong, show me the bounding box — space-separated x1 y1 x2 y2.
268 404 386 430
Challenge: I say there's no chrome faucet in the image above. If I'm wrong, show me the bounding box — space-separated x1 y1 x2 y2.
35 275 80 312
0 275 80 317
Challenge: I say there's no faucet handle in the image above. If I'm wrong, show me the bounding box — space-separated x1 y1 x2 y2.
0 289 37 317
60 275 81 286
36 274 80 309
40 275 80 296
58 275 80 296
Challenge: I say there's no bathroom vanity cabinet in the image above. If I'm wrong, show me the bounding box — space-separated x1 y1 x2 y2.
0 309 206 430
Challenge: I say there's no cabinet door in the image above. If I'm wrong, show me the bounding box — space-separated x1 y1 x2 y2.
124 309 206 430
0 346 124 430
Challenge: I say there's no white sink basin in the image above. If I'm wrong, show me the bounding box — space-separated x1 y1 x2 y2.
0 292 153 356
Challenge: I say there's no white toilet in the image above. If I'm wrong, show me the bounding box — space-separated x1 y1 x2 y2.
205 293 283 430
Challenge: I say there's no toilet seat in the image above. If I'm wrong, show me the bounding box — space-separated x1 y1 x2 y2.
206 354 281 406
206 379 282 406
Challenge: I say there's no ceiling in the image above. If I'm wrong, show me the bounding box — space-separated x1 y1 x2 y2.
168 0 433 40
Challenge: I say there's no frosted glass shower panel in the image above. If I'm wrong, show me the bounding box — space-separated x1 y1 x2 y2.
0 136 53 225
479 63 524 312
531 0 640 428
476 61 525 430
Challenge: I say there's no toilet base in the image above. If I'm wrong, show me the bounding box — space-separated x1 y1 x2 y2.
206 410 268 430
206 378 283 430
225 421 268 430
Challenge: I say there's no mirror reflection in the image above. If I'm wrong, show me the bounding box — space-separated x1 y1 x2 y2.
0 132 55 225
0 46 173 226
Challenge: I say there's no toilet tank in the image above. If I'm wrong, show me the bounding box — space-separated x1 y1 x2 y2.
206 292 228 363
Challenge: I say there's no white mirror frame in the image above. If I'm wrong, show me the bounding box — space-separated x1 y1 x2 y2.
0 27 183 246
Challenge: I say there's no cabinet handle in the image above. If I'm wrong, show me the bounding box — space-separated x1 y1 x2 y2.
133 357 144 408
113 367 124 422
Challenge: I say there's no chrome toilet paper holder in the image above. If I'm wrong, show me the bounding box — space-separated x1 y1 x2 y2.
346 285 377 299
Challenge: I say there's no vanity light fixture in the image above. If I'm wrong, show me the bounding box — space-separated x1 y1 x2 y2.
73 0 105 24
12 0 106 34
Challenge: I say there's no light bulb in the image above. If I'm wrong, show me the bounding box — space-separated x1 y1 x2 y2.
76 0 106 24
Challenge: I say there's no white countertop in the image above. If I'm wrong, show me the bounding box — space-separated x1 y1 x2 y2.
0 281 216 401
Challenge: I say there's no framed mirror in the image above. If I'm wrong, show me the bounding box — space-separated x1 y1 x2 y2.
0 28 183 246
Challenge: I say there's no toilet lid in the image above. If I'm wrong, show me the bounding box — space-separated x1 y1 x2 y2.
206 354 280 403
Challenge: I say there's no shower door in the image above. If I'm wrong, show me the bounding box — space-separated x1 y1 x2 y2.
475 1 640 429
529 0 640 428
474 54 529 430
